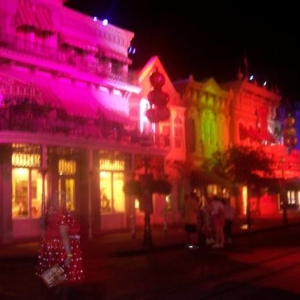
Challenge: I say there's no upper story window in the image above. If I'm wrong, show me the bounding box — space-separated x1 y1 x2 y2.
186 118 196 152
174 115 183 149
140 98 154 134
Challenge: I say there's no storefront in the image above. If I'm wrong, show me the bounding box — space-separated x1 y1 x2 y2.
0 141 169 244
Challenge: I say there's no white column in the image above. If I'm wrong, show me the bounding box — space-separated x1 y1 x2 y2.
88 148 93 241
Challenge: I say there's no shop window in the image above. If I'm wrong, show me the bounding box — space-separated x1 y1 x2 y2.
12 168 43 219
99 158 125 214
58 159 76 211
100 171 112 213
113 172 125 212
58 178 75 211
165 194 172 211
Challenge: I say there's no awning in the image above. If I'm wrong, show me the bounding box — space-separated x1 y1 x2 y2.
34 5 55 34
97 106 132 125
0 71 133 125
15 0 55 34
15 0 39 30
59 35 98 53
285 178 300 191
190 170 232 187
97 47 132 64
252 177 281 193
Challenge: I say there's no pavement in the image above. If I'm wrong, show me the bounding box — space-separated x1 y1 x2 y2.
1 212 300 259
1 212 300 300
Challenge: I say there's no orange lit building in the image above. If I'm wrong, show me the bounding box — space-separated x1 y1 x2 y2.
174 69 300 217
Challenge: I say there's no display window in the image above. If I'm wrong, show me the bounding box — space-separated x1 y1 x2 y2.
58 159 76 211
99 159 125 214
12 168 43 219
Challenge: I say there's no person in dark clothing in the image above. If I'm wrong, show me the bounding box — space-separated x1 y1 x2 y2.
223 198 236 244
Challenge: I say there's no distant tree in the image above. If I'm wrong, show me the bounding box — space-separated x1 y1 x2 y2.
203 145 275 228
208 145 274 184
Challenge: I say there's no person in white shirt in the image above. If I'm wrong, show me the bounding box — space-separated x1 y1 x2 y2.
210 196 225 248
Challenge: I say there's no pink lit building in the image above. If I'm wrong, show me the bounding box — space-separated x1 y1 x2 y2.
0 0 186 244
1 0 300 245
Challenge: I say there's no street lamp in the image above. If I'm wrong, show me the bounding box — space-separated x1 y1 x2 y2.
141 69 170 247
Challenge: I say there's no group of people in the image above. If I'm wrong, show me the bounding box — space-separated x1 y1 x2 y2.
183 192 236 249
35 191 234 298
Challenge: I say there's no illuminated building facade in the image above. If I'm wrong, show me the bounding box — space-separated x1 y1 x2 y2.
175 70 300 217
1 1 300 245
0 0 186 244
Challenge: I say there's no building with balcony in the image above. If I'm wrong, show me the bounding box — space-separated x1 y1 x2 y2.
0 0 186 244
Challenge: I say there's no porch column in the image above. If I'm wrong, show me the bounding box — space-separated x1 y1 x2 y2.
88 148 94 241
40 145 47 218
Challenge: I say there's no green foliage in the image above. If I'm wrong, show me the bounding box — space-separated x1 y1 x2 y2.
123 180 142 197
152 179 172 195
206 145 274 184
123 178 172 196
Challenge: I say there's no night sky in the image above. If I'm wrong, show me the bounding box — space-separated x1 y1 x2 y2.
65 0 300 101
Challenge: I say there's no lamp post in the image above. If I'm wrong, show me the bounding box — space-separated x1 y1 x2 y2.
141 69 170 247
88 149 94 241
280 157 288 224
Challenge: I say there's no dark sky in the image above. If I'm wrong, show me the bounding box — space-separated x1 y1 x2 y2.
65 1 300 101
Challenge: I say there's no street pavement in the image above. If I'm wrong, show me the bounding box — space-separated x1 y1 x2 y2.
1 213 300 299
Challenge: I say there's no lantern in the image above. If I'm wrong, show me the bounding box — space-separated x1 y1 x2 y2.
283 114 297 148
146 68 170 123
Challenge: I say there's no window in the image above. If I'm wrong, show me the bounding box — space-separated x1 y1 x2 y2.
99 159 125 213
174 116 183 148
12 152 44 219
187 118 196 152
58 159 76 211
12 168 43 219
140 98 154 134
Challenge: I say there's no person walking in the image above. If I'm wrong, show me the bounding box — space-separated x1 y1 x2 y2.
35 198 85 299
210 196 225 249
183 192 199 249
223 198 236 245
200 197 215 246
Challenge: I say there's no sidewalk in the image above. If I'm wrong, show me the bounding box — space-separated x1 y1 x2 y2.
1 212 300 259
1 213 300 300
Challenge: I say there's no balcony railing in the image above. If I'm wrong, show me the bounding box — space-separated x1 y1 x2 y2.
0 102 170 149
0 33 138 86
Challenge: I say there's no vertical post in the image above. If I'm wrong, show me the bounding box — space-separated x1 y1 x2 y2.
40 145 47 218
163 195 168 235
41 169 47 217
281 157 288 223
245 181 251 229
130 155 136 239
130 195 136 239
88 149 93 241
246 195 252 229
142 157 154 247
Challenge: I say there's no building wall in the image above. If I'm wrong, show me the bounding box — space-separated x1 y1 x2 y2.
0 1 186 244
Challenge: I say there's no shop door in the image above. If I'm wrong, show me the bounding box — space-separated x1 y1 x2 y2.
58 177 75 211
